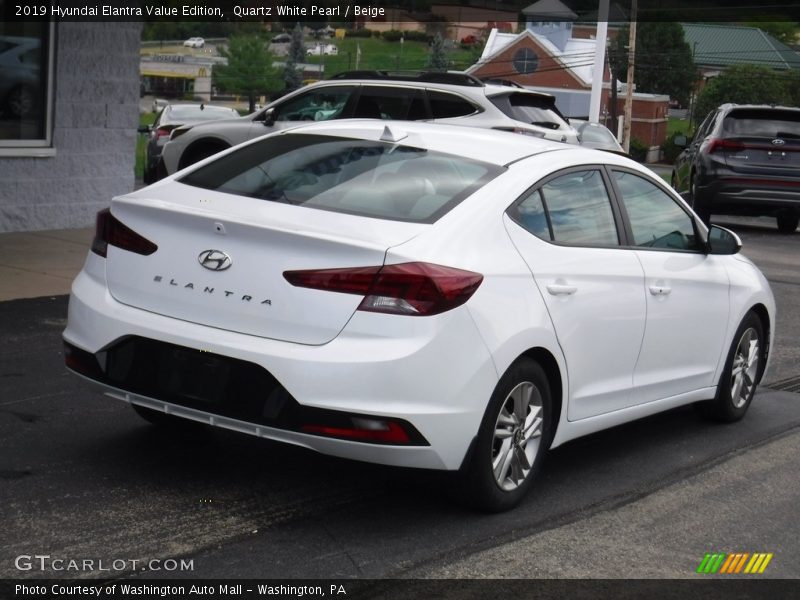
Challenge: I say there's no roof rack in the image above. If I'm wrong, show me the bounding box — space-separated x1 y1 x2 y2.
481 78 524 89
328 70 485 87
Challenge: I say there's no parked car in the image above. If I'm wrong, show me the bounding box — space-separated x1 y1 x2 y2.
570 119 626 155
671 103 800 233
183 37 205 48
140 103 240 184
307 43 338 56
64 120 774 511
0 35 41 118
159 71 579 178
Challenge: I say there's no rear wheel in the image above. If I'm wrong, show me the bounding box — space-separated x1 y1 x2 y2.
698 312 763 422
458 357 551 512
776 213 799 234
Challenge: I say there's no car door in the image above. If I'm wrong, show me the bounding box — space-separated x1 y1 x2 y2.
674 109 716 193
610 169 730 402
505 167 647 420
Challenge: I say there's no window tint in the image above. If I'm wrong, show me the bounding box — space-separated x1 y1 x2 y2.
513 189 551 240
180 134 502 223
722 109 800 138
353 86 428 120
428 91 478 119
274 87 352 122
539 170 619 245
613 171 699 251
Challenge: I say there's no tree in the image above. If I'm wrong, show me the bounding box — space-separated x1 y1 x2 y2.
214 35 275 113
425 32 449 71
610 22 696 107
694 64 798 124
283 23 305 93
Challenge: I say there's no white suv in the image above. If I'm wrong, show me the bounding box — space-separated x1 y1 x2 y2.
158 71 579 178
183 37 205 48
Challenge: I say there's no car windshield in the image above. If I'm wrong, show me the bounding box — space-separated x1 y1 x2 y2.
180 134 503 223
722 109 800 138
168 106 237 121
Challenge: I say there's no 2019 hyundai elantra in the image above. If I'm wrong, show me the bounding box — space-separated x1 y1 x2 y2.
64 121 774 511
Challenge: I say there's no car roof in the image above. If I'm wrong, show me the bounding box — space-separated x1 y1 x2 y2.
278 119 568 166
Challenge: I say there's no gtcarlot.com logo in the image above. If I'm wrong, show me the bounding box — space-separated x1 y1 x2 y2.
697 552 773 575
15 554 194 573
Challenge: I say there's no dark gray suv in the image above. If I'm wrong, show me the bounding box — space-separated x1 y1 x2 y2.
672 104 800 233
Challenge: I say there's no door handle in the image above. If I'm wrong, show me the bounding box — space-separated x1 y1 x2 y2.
547 284 577 296
649 285 672 296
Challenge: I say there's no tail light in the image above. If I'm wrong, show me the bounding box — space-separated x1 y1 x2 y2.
302 418 412 444
91 208 158 257
702 138 745 154
170 127 191 141
153 126 174 140
284 262 483 316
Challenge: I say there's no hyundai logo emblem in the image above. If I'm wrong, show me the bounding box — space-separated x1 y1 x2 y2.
198 249 232 271
772 138 786 146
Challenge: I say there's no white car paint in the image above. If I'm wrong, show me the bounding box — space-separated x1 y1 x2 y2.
64 121 775 498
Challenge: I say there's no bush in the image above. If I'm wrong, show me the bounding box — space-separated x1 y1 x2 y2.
346 28 373 38
629 138 649 162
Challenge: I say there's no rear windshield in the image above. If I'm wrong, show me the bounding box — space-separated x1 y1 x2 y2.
722 109 800 138
490 92 565 130
180 134 503 223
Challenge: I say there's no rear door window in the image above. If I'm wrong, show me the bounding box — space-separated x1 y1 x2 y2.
427 91 479 119
353 86 428 120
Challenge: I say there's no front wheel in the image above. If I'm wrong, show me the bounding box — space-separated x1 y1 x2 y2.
457 357 551 512
698 312 764 422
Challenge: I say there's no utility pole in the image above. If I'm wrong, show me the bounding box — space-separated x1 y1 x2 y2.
621 0 637 153
588 0 609 124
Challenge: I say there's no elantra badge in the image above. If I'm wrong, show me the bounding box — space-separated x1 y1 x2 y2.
198 249 232 271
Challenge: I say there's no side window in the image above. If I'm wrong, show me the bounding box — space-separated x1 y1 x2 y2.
353 86 428 120
274 87 353 122
510 169 619 246
695 110 717 141
613 171 700 251
428 91 479 119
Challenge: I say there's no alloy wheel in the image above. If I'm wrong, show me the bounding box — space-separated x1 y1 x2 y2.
491 381 543 491
730 327 760 409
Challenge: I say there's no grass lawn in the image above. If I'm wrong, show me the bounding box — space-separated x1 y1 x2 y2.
668 117 692 137
301 37 482 77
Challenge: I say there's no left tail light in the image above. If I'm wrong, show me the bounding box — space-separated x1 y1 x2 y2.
284 262 483 316
91 208 158 257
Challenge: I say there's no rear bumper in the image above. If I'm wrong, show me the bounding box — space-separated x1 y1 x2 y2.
63 254 499 470
698 176 800 216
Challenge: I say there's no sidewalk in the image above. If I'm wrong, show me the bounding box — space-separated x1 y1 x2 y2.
0 227 93 302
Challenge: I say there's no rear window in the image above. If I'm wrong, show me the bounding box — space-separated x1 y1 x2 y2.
179 134 503 223
580 124 616 144
490 92 566 130
722 109 800 138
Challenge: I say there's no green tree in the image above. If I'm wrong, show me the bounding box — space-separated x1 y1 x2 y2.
694 64 798 124
284 23 305 92
425 32 449 71
214 35 275 113
610 22 696 106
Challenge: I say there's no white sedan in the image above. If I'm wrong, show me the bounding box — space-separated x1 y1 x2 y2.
183 37 205 48
63 121 774 511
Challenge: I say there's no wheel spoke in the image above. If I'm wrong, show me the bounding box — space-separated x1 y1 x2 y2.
493 439 514 483
514 445 532 471
522 416 542 443
494 427 513 440
513 383 532 423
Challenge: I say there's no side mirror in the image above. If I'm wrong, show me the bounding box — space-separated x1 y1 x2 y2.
263 107 276 127
673 135 688 147
137 125 151 134
707 225 742 255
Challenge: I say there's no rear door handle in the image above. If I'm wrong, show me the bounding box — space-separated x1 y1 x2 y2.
547 284 577 296
649 285 672 296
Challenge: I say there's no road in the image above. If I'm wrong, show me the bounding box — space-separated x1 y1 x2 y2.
1 220 798 583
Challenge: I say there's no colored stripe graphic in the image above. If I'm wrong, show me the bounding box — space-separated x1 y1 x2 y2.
698 552 773 574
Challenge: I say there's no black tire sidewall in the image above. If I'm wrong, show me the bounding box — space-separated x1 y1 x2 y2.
460 357 552 512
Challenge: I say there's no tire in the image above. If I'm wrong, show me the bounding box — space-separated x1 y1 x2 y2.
776 213 799 234
689 174 711 226
457 357 552 512
698 312 764 422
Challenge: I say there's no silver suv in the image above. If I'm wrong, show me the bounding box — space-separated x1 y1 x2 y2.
158 71 578 178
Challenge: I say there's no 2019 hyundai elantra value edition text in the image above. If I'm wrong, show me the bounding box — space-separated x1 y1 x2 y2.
63 121 775 511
